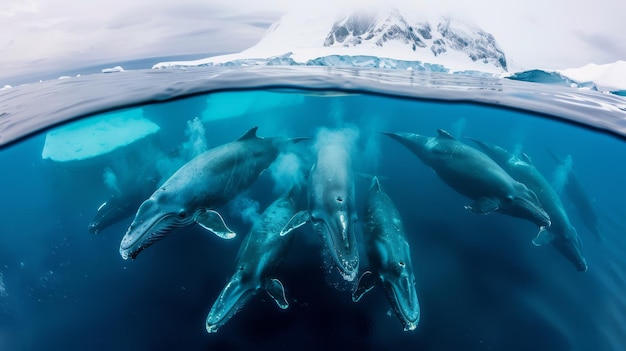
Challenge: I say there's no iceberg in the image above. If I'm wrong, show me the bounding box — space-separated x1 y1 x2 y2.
153 7 509 75
151 6 625 93
42 108 159 162
41 109 164 200
506 70 597 90
102 66 125 73
505 61 626 94
202 90 304 122
558 61 626 92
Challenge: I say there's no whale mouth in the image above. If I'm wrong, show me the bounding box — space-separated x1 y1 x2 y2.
119 213 181 259
206 274 255 333
554 228 588 272
384 268 420 331
507 197 551 229
119 202 195 260
88 221 102 234
314 217 359 281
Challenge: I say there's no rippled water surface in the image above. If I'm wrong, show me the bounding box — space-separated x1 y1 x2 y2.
1 67 626 350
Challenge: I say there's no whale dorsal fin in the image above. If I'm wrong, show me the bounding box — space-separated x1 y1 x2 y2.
370 176 381 192
437 129 456 140
520 152 534 165
237 126 259 141
546 149 563 164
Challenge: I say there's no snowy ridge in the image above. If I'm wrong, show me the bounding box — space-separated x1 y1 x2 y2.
558 61 626 92
506 61 626 94
153 8 508 75
151 7 626 93
322 9 506 71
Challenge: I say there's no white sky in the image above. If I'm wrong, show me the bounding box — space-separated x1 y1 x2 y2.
1 0 625 83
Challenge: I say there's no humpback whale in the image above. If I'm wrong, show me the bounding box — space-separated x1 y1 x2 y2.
89 169 161 234
468 139 588 272
353 177 420 331
120 127 303 260
383 129 551 230
281 140 359 281
547 150 603 243
205 189 297 333
89 147 186 234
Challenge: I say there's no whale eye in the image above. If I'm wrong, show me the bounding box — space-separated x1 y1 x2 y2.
178 210 188 219
505 195 514 204
336 196 343 202
398 261 406 268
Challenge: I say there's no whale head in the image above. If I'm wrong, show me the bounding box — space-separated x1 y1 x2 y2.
499 183 552 229
119 193 195 260
206 268 257 333
89 194 136 234
553 226 588 272
311 204 359 281
88 199 117 234
381 246 420 331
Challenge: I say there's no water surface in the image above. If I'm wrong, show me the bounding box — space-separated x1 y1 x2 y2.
1 67 625 350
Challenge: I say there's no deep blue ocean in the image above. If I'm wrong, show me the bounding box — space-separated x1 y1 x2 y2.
1 64 626 350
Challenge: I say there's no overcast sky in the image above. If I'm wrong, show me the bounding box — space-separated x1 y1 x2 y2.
2 0 625 83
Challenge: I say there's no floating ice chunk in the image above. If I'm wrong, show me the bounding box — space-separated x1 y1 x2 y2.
202 91 303 122
41 108 160 162
102 66 125 73
559 60 626 91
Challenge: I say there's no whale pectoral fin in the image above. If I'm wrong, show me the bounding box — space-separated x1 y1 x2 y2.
280 210 310 236
266 278 289 309
352 271 377 302
195 209 237 239
465 197 499 214
532 227 555 246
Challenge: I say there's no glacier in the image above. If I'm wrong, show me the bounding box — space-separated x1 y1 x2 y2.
153 8 509 75
152 7 625 94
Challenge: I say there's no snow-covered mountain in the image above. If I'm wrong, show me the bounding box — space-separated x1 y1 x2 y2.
153 8 509 74
320 9 507 71
152 7 626 94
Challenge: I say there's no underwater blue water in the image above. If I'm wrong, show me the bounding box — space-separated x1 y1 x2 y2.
1 66 626 350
